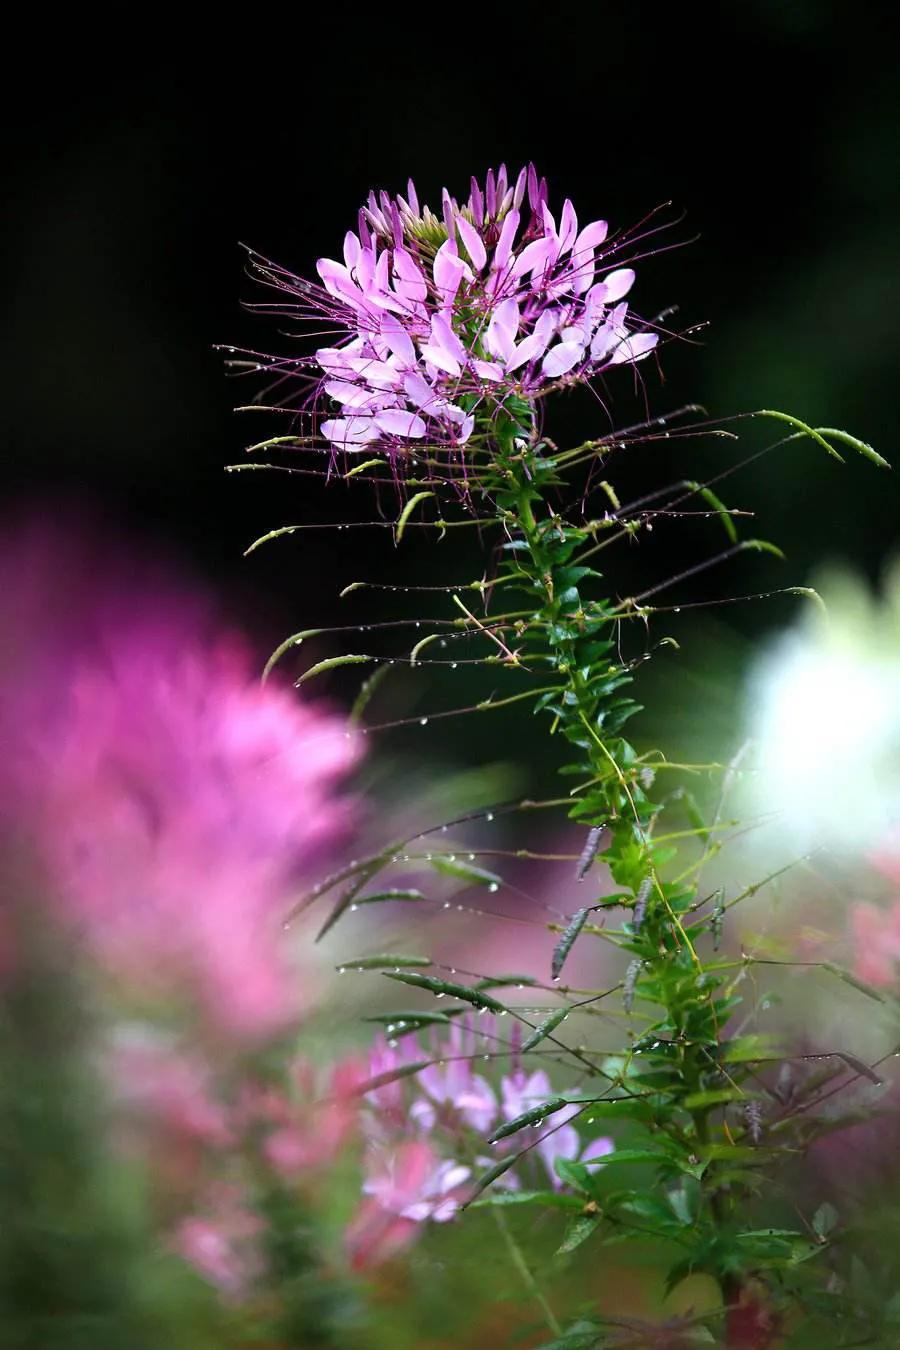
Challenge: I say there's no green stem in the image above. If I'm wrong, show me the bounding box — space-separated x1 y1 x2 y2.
491 1206 562 1337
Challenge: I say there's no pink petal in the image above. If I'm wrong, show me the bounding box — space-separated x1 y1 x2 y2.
323 380 386 410
316 258 357 300
473 358 504 381
343 232 362 272
570 247 595 296
374 409 427 439
433 240 472 300
392 248 428 306
485 297 519 362
320 417 378 448
455 216 487 272
581 1136 615 1163
421 344 460 377
541 340 585 379
491 209 521 274
558 198 578 254
609 332 658 365
510 236 554 280
379 317 416 367
574 220 609 253
403 372 438 409
600 268 636 302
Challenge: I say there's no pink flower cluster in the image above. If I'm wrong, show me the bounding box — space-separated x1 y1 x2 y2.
254 164 658 455
110 1031 366 1294
0 521 361 1039
348 1018 613 1268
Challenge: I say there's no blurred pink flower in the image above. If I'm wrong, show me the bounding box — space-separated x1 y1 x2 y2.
411 1019 498 1133
851 901 900 986
849 837 900 987
0 519 361 1039
110 1030 231 1147
174 1186 264 1295
347 1139 470 1268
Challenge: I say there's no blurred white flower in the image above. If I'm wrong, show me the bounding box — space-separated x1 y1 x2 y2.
745 563 900 851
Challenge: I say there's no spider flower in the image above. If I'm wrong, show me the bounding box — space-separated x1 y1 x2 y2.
250 164 659 457
0 520 362 1040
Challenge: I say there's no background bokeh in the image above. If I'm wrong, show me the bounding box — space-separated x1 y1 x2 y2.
6 4 898 677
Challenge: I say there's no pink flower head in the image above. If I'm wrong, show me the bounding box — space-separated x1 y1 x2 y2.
246 164 659 462
0 521 362 1040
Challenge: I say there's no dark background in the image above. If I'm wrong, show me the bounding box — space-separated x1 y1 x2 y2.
4 3 899 766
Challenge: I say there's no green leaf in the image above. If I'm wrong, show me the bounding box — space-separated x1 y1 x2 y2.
556 1213 602 1255
261 629 323 682
394 491 435 543
463 1152 523 1205
296 653 373 686
553 1158 595 1195
552 907 590 980
337 953 431 971
489 1097 572 1143
384 971 507 1013
683 1089 755 1110
815 426 890 469
821 961 889 1003
470 1189 584 1211
720 1034 783 1064
365 888 430 907
350 1060 430 1096
428 856 503 888
757 409 845 462
583 1148 671 1168
315 881 426 944
521 1006 573 1051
